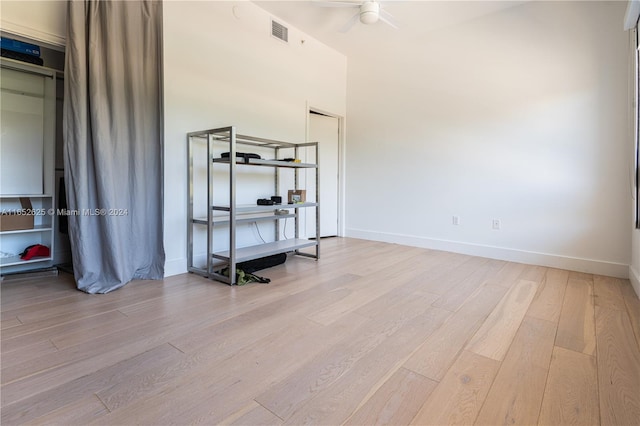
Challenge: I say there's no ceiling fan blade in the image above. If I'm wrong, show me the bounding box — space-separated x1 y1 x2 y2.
379 8 398 29
313 0 362 8
339 12 360 32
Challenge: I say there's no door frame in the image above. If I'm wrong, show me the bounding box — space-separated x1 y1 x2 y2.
305 104 345 237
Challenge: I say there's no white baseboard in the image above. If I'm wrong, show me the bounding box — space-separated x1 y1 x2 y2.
164 253 225 278
164 257 187 277
346 228 630 279
630 265 640 299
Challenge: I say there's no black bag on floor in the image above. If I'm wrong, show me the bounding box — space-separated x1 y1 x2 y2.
238 253 287 273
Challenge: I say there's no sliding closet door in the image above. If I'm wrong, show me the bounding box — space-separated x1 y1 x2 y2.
0 68 46 195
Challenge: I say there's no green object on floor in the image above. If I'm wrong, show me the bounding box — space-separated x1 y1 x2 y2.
221 267 270 285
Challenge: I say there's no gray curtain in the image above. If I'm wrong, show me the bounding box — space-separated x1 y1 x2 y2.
63 0 165 293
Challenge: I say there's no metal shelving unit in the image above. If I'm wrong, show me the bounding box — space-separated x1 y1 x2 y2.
187 126 319 285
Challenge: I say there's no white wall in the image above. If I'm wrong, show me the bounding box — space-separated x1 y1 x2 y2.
346 1 631 278
2 0 633 281
163 1 347 275
0 1 66 48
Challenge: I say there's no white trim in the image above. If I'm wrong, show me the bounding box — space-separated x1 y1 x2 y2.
630 264 640 298
164 257 187 277
346 228 630 279
0 20 66 50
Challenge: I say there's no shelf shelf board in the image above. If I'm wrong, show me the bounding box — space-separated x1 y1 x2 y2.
0 256 52 267
193 212 297 226
212 239 317 264
212 202 317 213
212 158 317 169
0 225 53 235
0 194 53 198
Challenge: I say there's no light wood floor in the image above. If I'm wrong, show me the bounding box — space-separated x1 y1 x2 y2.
1 238 639 425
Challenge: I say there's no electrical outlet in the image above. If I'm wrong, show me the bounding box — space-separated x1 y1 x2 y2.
452 215 460 226
492 219 501 230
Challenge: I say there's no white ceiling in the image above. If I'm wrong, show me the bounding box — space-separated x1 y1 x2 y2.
255 1 528 59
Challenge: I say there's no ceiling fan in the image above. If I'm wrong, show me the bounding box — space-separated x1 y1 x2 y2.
316 1 398 32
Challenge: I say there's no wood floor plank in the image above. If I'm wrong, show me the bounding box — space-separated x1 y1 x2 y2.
517 264 547 284
226 403 282 426
94 314 344 413
1 343 184 424
2 277 187 324
90 314 364 425
593 275 626 311
2 310 128 353
256 293 443 420
403 283 508 381
0 317 21 330
0 339 58 370
413 254 486 296
431 259 505 312
169 274 360 355
595 306 640 425
354 280 441 319
26 395 108 426
1 275 198 339
280 307 451 425
343 367 438 426
0 274 77 310
466 279 538 361
0 292 87 323
410 351 500 425
483 261 528 288
475 316 556 425
305 252 437 326
1 282 289 390
555 274 596 356
538 346 599 425
95 318 321 416
526 268 569 324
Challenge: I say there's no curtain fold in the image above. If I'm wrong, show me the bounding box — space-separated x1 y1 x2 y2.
63 0 165 293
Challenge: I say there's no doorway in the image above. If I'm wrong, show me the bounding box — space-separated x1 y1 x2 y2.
306 109 340 238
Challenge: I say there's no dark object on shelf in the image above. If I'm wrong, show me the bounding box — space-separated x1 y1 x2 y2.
270 196 282 204
238 253 287 274
1 37 41 56
1 48 44 66
257 198 275 206
20 244 50 260
221 152 261 163
59 176 68 234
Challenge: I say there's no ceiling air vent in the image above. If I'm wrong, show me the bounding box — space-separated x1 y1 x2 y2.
271 20 288 43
